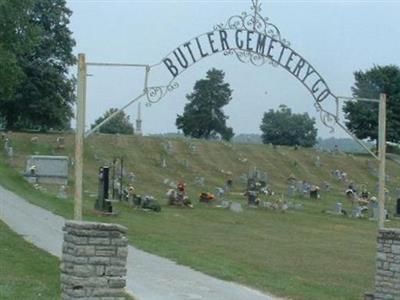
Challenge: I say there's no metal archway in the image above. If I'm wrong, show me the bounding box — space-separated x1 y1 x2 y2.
75 0 387 229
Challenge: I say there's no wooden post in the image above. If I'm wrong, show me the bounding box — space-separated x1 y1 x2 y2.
378 93 387 229
74 53 87 220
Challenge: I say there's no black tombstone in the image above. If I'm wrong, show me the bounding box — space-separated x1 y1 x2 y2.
95 166 113 213
396 198 400 216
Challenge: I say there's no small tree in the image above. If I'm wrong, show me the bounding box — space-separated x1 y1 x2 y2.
91 108 134 135
260 105 317 147
343 65 400 149
176 68 234 141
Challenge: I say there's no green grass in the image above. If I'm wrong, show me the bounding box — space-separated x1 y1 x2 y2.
1 132 400 300
0 220 136 300
0 220 60 300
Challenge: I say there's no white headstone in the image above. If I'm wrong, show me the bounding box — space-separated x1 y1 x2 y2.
335 202 343 214
230 202 243 213
161 158 167 168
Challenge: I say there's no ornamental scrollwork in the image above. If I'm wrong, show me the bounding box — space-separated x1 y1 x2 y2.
214 0 290 47
144 82 179 106
314 101 339 133
214 0 289 69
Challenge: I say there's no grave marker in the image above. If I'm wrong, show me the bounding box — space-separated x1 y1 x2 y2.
57 185 68 199
194 176 205 186
161 156 167 168
56 136 65 149
25 155 69 184
230 202 243 213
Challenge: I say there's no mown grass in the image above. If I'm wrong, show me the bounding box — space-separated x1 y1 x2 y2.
0 220 136 300
0 220 60 300
1 132 400 299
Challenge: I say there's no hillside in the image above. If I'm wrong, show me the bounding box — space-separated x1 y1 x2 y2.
2 131 400 300
4 132 400 207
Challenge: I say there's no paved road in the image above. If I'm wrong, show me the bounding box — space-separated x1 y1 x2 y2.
387 153 400 166
0 186 280 300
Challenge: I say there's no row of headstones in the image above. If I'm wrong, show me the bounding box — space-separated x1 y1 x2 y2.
2 133 67 157
163 140 197 155
29 135 66 149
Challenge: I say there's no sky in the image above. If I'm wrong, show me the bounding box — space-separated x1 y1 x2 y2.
67 0 400 138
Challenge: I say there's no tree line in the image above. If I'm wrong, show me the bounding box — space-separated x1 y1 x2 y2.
1 1 399 148
175 66 400 148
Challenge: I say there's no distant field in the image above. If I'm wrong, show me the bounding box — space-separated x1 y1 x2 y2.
1 132 400 300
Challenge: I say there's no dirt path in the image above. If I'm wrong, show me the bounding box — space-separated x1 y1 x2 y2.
0 185 279 300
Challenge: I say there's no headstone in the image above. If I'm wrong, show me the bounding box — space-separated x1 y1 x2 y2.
194 176 204 186
238 157 248 163
220 200 230 208
7 146 13 158
57 185 68 199
161 157 167 168
315 156 321 167
182 159 190 169
263 201 272 209
335 202 343 214
4 137 10 150
128 172 136 183
322 181 331 192
352 207 362 218
240 174 248 184
56 136 65 149
25 155 69 184
189 143 196 153
230 202 243 213
216 187 224 198
296 180 303 193
163 141 174 154
287 185 296 197
371 202 379 220
225 179 233 191
169 181 176 189
396 199 400 216
302 182 310 195
30 136 38 144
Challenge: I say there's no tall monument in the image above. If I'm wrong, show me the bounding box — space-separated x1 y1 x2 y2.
135 102 142 136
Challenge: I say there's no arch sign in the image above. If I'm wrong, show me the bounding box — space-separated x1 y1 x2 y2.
143 0 339 130
79 0 386 227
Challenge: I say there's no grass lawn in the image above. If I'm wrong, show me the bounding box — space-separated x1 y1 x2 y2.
0 220 60 300
0 219 136 300
1 132 400 300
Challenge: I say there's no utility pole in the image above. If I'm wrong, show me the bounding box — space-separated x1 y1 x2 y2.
74 53 87 220
73 54 148 220
378 93 387 229
337 93 387 228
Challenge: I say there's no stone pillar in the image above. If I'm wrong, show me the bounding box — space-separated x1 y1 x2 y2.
61 221 128 300
370 228 400 300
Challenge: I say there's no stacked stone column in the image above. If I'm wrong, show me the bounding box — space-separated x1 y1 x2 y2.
61 221 128 300
368 228 400 300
